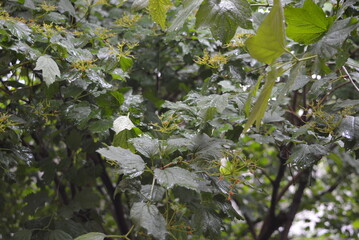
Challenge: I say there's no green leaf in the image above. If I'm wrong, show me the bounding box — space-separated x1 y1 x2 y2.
313 18 359 59
24 0 36 9
285 0 334 44
148 0 172 30
288 144 328 168
13 230 33 240
34 55 61 86
119 56 134 71
49 230 72 240
169 0 204 31
58 0 76 17
191 207 222 237
245 0 285 64
132 0 149 10
243 67 280 133
97 146 146 177
154 167 199 191
5 21 31 40
195 0 251 43
338 116 359 140
130 135 159 158
74 232 106 240
130 202 167 240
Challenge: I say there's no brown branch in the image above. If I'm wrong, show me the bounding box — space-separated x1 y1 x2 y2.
89 153 129 235
276 169 306 204
280 169 310 240
243 212 257 239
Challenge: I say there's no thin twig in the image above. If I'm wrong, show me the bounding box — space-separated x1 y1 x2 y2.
342 66 359 92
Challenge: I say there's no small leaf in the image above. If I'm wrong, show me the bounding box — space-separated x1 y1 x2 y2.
74 232 106 240
13 230 33 240
154 167 199 191
49 230 72 240
119 56 134 71
245 0 285 64
34 55 61 86
195 0 252 43
148 0 172 30
97 146 146 177
243 68 280 133
113 115 135 134
130 202 167 240
169 0 204 31
285 0 334 44
313 18 359 59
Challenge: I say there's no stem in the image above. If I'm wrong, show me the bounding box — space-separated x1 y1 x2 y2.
150 176 156 201
342 66 359 92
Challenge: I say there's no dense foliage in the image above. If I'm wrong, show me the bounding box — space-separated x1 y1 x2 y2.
0 0 359 239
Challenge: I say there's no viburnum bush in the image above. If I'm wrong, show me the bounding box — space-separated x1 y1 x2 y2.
0 0 359 239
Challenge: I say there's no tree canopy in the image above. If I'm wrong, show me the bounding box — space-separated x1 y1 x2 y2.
0 0 359 239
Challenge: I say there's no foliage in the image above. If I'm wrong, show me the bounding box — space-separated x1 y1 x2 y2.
0 0 359 240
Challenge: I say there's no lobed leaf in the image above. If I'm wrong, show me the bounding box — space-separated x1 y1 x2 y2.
245 0 285 64
169 0 204 31
34 55 61 86
97 146 146 177
154 167 199 191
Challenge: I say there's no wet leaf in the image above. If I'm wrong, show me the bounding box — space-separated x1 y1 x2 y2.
34 55 61 86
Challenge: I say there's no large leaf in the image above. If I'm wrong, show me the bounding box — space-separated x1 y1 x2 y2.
34 55 61 86
48 230 72 240
191 207 222 237
288 144 328 168
285 0 334 44
195 0 252 43
130 135 159 158
245 0 285 64
74 232 106 240
154 167 199 191
58 0 76 17
313 18 359 59
13 230 33 240
130 202 167 240
97 146 146 177
169 0 204 31
148 0 172 30
243 67 280 133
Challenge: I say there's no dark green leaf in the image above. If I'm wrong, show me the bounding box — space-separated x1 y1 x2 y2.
74 232 106 240
195 0 251 43
49 230 73 240
245 0 285 64
313 18 359 58
130 202 167 240
130 135 159 158
288 144 328 168
169 0 204 31
58 0 76 17
97 146 146 177
191 207 222 237
5 21 31 40
13 230 33 240
154 167 200 191
285 0 334 44
338 116 359 140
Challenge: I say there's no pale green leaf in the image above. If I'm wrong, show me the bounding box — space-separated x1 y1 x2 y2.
74 232 106 240
113 115 135 134
243 68 280 133
34 55 61 86
132 0 149 10
97 146 146 177
154 167 199 191
195 0 251 43
130 202 167 240
313 18 359 58
169 0 204 31
148 0 172 30
49 230 72 240
285 0 334 44
245 0 285 64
